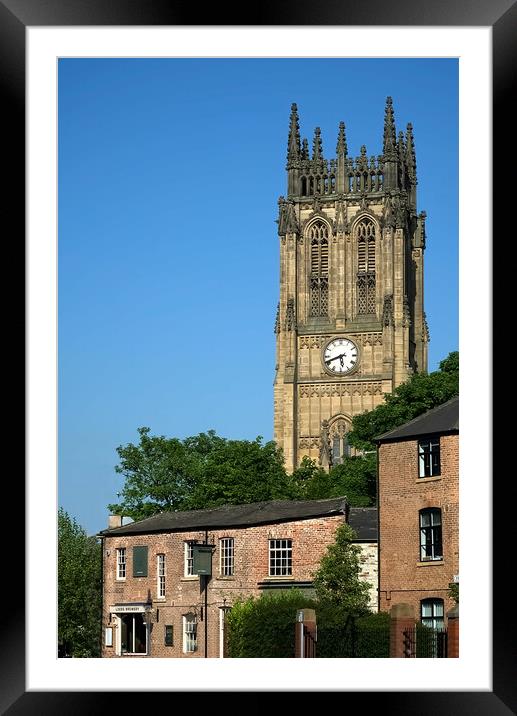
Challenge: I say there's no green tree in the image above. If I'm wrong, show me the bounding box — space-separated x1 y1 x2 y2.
348 351 459 451
107 427 203 520
226 590 315 658
294 455 376 506
327 454 376 506
292 457 333 500
188 436 299 509
312 523 371 613
448 582 459 604
109 428 298 521
58 508 102 657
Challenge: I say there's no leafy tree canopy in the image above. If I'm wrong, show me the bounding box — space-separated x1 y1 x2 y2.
348 351 459 451
312 523 371 613
58 508 101 657
188 436 299 509
293 454 376 507
448 582 459 604
108 428 297 521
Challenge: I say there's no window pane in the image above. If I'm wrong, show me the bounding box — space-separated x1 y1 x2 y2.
133 546 148 577
421 602 432 617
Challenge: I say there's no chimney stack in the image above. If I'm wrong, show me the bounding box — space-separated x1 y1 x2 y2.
108 515 123 529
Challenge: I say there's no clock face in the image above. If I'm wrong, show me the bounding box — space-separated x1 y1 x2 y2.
323 338 359 374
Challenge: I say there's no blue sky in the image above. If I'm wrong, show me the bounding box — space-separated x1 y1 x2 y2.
58 58 458 535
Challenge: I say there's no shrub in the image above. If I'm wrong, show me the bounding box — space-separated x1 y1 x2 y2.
226 590 316 658
225 591 390 658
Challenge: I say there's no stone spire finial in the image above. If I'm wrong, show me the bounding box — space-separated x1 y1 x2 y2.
383 96 397 157
405 123 417 182
336 121 347 157
287 103 301 163
312 127 323 160
301 138 309 160
397 131 405 162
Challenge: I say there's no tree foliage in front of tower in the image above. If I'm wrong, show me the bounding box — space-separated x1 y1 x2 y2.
187 435 299 509
58 508 102 657
108 427 298 521
293 454 376 507
348 351 459 451
312 523 371 613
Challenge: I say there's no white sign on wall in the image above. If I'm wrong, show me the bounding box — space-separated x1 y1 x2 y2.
109 604 147 613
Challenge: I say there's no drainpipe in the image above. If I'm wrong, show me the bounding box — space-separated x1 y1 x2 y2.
204 529 209 658
376 442 381 613
99 535 104 657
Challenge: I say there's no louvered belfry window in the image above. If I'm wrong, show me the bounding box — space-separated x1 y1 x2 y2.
309 221 329 317
356 219 376 314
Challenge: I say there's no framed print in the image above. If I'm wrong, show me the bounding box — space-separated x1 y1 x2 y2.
7 0 512 712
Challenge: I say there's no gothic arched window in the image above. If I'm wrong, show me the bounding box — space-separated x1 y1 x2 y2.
309 221 329 317
356 219 376 315
330 419 351 465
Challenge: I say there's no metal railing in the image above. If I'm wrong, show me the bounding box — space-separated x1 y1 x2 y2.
403 626 448 658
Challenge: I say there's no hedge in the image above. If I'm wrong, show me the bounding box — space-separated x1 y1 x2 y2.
226 590 390 658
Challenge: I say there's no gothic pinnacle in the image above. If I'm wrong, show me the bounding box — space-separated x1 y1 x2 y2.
383 96 397 156
287 102 301 163
406 122 417 179
301 138 309 160
312 127 323 160
336 121 347 157
397 131 406 166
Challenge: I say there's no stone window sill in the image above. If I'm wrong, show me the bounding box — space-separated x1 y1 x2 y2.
417 560 444 567
416 476 442 483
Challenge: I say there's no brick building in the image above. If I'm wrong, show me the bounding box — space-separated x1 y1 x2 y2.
375 396 459 626
99 497 377 658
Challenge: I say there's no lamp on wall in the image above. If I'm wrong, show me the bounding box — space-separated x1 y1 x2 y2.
143 590 155 625
143 605 155 626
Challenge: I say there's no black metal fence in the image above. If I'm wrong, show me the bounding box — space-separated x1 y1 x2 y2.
316 615 390 658
403 625 448 658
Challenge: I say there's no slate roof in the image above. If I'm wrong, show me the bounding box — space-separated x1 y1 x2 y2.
99 497 348 537
374 396 459 443
348 507 378 541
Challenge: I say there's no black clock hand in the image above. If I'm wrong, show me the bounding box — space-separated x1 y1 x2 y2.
325 352 347 365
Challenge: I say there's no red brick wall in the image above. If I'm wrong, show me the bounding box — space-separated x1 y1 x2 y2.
102 514 345 658
378 434 459 620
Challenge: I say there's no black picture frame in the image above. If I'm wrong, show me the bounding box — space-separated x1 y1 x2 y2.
8 0 507 712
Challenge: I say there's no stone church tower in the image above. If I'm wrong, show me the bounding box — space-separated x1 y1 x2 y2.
273 98 429 473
